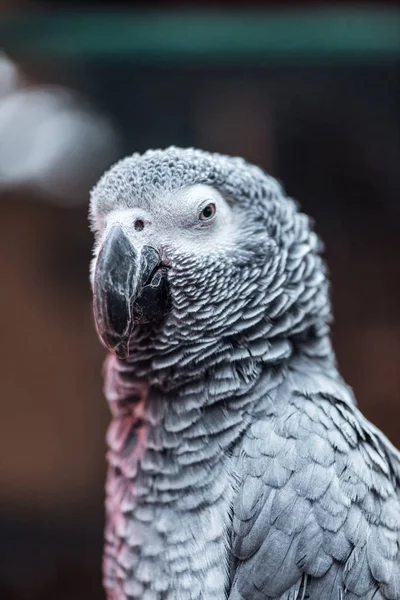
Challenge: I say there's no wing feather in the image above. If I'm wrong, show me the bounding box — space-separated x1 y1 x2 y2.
229 373 400 600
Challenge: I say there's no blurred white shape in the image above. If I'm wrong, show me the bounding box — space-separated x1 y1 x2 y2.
0 57 120 206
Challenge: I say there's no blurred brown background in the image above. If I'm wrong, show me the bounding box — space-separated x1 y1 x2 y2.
0 2 399 599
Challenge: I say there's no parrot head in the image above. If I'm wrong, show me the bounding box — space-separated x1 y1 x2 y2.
90 147 330 368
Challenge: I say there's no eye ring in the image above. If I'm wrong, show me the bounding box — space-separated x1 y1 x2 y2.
199 202 216 221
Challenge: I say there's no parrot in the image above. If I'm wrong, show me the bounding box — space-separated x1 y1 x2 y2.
89 147 400 600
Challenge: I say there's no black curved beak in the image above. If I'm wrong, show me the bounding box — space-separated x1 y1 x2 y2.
93 226 170 359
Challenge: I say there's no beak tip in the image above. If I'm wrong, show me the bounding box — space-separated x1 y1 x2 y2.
96 328 131 360
114 342 130 360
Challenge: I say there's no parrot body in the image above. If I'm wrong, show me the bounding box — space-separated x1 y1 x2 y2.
90 148 400 600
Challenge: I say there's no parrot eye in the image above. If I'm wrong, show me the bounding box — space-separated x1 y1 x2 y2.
199 203 216 221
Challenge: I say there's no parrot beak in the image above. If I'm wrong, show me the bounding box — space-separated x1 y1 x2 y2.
93 225 170 359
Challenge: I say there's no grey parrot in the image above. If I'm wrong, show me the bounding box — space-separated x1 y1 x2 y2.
89 147 400 600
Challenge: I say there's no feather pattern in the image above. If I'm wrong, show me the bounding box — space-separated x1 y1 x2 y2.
88 147 400 599
231 371 400 600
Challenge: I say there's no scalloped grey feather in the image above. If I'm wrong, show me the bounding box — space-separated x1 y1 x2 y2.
90 147 400 600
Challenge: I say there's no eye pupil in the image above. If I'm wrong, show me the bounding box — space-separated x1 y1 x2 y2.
200 203 216 221
134 219 144 231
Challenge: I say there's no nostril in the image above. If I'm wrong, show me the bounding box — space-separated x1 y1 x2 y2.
134 219 145 231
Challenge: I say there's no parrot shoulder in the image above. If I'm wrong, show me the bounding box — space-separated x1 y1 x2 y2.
229 374 400 600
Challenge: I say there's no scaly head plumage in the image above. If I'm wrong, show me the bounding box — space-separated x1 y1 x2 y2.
90 147 332 385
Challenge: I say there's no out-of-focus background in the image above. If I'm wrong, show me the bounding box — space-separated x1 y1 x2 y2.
0 1 399 598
